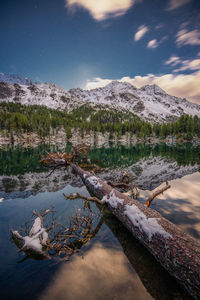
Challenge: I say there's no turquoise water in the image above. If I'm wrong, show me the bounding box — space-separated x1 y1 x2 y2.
0 143 199 300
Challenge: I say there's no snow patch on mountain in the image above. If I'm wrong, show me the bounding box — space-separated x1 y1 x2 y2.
70 81 200 122
1 74 200 122
0 73 34 85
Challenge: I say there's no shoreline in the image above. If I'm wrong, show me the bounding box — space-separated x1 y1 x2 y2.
0 129 200 148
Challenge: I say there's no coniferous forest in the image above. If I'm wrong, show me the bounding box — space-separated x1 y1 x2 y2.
0 102 200 140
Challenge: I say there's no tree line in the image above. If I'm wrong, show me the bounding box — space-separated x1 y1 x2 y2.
0 102 200 140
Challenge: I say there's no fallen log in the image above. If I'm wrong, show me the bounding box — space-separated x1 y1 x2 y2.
104 215 191 300
70 163 200 299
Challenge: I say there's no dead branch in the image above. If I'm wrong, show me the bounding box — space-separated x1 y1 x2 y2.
146 182 171 207
63 192 103 205
11 204 102 261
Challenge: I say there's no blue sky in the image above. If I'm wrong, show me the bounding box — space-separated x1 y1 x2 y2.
0 0 200 102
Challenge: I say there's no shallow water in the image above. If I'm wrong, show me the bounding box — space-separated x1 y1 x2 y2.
0 143 199 300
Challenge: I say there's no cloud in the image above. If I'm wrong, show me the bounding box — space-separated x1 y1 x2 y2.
155 24 164 30
40 244 152 300
146 36 168 49
85 71 200 104
134 25 149 41
166 0 191 11
147 39 158 48
173 59 200 72
165 55 180 66
65 0 141 21
176 29 200 46
165 54 200 72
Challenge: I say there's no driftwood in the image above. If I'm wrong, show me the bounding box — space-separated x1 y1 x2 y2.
146 182 171 207
40 144 89 166
10 208 52 258
63 192 103 205
70 163 200 299
11 205 103 261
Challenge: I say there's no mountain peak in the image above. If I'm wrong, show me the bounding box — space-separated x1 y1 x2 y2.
0 73 35 85
105 80 137 90
140 84 166 95
1 72 200 123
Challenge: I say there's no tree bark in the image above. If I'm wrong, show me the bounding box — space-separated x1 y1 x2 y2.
70 163 200 299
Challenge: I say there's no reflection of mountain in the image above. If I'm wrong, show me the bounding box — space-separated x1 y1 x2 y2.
0 156 199 200
0 168 82 200
129 156 199 190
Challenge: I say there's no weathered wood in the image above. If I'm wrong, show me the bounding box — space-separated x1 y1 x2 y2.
70 163 200 299
146 183 171 207
104 215 192 300
63 192 103 205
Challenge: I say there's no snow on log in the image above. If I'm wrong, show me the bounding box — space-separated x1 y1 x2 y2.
70 163 200 299
11 213 50 258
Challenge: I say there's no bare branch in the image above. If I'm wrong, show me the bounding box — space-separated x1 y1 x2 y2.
63 192 103 205
146 182 171 207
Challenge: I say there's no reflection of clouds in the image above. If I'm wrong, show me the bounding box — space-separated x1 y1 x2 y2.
140 172 200 239
40 243 153 300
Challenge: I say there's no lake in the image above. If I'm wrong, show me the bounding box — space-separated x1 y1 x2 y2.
0 143 199 300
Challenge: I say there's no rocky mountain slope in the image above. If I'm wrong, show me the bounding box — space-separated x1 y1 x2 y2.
0 73 200 122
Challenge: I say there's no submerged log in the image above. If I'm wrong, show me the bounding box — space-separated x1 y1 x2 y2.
70 163 200 299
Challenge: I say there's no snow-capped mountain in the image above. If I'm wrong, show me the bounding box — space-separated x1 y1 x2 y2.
70 81 200 122
0 74 84 111
1 73 200 122
0 73 34 85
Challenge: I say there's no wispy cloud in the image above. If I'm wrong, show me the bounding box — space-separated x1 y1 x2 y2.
173 59 200 72
165 55 180 66
176 29 200 46
147 36 167 49
165 55 200 72
65 0 141 21
147 39 158 48
166 0 191 11
134 25 149 41
155 24 164 30
85 71 200 104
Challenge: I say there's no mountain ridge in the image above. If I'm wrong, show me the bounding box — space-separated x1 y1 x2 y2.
0 73 200 123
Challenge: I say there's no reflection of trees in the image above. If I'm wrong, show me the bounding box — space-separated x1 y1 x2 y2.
1 143 200 176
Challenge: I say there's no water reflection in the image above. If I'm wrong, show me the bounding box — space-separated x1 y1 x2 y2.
0 143 200 200
39 213 191 300
104 215 192 300
0 143 199 299
139 172 200 239
40 243 153 300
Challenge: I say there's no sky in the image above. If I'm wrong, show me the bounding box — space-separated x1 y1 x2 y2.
0 0 200 103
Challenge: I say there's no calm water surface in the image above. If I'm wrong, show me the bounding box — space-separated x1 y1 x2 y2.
0 143 199 300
